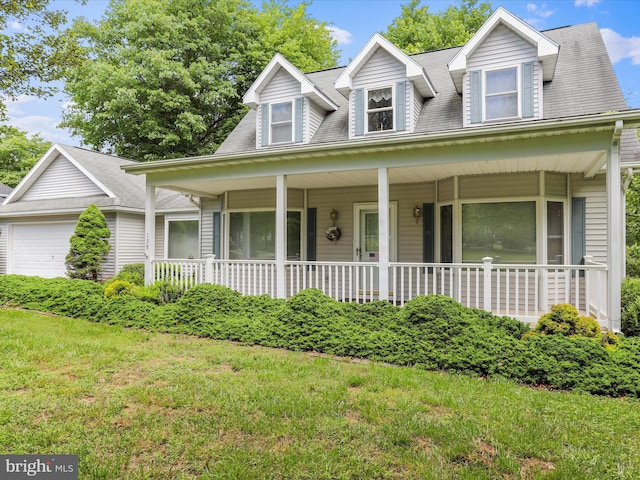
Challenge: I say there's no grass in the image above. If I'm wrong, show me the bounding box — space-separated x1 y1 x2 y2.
1 308 640 479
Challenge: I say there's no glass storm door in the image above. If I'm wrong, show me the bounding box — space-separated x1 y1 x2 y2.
353 203 397 262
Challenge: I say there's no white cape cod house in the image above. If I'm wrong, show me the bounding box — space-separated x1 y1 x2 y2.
123 8 640 330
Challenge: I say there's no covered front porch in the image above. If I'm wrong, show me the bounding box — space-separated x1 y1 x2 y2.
153 256 608 324
124 115 635 331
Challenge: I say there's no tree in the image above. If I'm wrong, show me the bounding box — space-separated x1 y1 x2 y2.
384 0 493 54
66 204 112 281
61 0 339 161
0 0 84 119
0 126 50 187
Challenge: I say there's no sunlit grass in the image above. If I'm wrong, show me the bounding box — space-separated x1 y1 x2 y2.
1 308 639 479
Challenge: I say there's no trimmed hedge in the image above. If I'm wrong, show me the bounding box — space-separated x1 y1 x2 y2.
1 274 640 397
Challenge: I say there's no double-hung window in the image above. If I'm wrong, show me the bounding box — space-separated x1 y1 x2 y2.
366 87 393 132
166 216 199 259
271 102 293 144
484 67 518 120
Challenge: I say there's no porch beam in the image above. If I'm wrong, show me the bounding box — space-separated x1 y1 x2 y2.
276 174 287 298
607 120 623 332
378 167 390 301
144 185 156 286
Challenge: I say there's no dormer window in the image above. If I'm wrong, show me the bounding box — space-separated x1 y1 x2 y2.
485 67 518 120
367 87 394 132
271 102 293 144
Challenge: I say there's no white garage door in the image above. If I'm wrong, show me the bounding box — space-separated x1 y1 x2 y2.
10 222 76 278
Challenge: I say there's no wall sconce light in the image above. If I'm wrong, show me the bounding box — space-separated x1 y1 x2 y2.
413 205 421 224
330 209 338 225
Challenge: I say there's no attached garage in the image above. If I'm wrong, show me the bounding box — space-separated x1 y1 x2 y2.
9 222 76 278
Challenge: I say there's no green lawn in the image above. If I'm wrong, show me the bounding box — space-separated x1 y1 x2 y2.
1 308 639 479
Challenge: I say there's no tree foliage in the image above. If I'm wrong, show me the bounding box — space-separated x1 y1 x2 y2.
0 0 83 118
0 126 50 187
61 0 339 161
66 204 112 281
384 0 493 54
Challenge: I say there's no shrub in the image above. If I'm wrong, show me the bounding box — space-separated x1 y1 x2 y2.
108 263 145 286
66 203 111 281
626 245 640 278
621 278 640 336
104 280 137 299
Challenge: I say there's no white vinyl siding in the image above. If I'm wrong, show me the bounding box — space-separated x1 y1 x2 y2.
308 183 435 263
412 82 422 132
154 214 165 259
438 178 455 202
103 214 117 278
308 101 325 138
572 173 607 264
459 173 539 199
21 155 105 201
0 221 7 274
258 69 305 147
546 173 567 197
227 189 304 210
114 213 145 271
351 48 411 138
464 25 540 127
200 197 221 257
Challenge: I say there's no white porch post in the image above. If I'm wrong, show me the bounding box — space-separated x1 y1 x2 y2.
378 167 390 301
276 174 287 299
144 185 156 286
607 120 623 331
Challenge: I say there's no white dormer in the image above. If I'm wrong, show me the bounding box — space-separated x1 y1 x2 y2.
243 54 338 148
448 7 559 127
335 33 436 139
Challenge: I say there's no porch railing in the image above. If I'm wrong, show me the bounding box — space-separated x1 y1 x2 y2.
151 257 608 323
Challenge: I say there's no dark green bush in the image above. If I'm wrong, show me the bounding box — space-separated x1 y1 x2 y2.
108 263 145 286
2 275 640 398
621 278 640 336
626 245 640 278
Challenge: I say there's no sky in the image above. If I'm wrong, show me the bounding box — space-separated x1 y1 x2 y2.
4 0 640 146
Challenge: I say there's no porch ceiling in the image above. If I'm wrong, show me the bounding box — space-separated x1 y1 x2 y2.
155 149 605 197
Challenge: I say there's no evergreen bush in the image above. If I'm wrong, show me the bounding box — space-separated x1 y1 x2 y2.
65 204 111 281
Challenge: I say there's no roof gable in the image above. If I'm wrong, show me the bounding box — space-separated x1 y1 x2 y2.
243 53 338 111
335 33 436 98
4 144 116 204
448 7 559 92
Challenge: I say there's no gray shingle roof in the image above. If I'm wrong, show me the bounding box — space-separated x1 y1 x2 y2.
0 182 12 197
216 22 628 157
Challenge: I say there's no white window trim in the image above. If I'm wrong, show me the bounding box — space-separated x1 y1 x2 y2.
270 101 294 145
224 207 304 260
365 84 395 134
482 65 521 122
352 202 398 262
164 214 200 259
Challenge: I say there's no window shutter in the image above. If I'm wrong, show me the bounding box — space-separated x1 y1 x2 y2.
354 88 364 136
212 211 221 258
396 81 406 132
522 61 534 118
295 97 304 143
571 197 586 265
422 203 435 264
470 70 482 124
307 208 317 262
260 103 270 147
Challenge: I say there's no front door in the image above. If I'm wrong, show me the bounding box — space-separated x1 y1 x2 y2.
353 202 397 263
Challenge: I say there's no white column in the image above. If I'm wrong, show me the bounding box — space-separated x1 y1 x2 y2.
483 256 493 312
607 120 623 332
144 185 156 286
276 174 287 298
378 167 390 300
